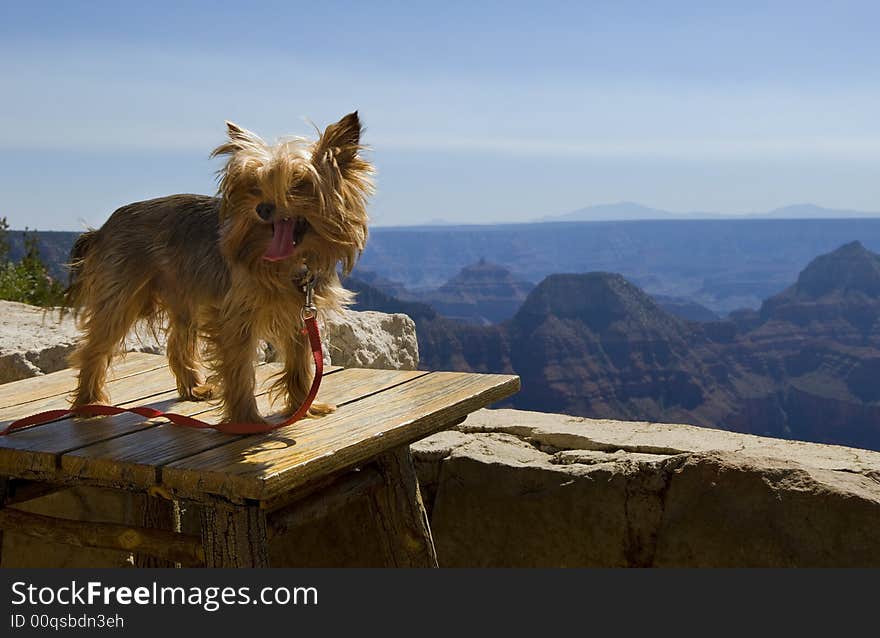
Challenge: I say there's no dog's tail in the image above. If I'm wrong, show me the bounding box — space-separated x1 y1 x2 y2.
62 229 98 317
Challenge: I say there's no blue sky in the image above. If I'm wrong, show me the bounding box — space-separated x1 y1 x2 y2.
2 1 879 229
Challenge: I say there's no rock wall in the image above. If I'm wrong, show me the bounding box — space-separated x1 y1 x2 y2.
412 409 880 567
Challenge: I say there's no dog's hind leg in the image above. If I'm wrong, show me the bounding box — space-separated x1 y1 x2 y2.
167 313 211 400
70 287 148 408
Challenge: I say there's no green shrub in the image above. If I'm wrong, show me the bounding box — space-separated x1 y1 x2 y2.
0 217 66 307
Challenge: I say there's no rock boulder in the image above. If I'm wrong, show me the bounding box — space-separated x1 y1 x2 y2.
322 310 418 370
0 300 163 384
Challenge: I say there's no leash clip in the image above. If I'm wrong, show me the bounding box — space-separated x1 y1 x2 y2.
301 273 317 322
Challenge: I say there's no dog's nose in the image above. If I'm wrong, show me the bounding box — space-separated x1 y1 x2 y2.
256 202 275 221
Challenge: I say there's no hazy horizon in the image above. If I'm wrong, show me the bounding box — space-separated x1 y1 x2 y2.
8 201 880 232
2 2 880 230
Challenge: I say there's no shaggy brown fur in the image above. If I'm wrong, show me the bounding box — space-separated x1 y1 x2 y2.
65 112 373 424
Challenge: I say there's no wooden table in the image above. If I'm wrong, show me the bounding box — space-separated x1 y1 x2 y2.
0 353 519 567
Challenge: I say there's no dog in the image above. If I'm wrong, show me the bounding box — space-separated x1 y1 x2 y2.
64 112 373 424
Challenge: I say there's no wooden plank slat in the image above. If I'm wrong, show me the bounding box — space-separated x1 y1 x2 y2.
59 368 424 490
0 352 167 409
162 372 520 501
0 362 180 422
0 363 299 479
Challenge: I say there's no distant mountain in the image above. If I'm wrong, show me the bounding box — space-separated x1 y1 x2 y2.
361 218 880 314
343 276 438 322
348 269 413 300
542 202 689 222
354 242 880 451
353 261 534 324
361 261 718 325
759 241 880 330
420 259 534 324
780 240 880 299
540 202 880 223
508 273 713 418
512 272 682 335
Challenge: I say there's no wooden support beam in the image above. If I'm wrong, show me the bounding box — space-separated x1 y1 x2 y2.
260 469 349 513
5 480 68 506
267 466 384 540
200 500 269 568
0 507 204 567
371 445 439 568
134 494 181 568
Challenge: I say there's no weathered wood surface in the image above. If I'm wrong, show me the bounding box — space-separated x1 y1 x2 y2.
61 367 421 489
266 466 384 539
200 500 268 568
0 352 165 408
134 494 181 568
0 356 233 478
163 371 520 500
0 505 204 567
4 479 67 505
0 353 520 504
0 357 178 422
372 446 439 567
0 360 337 480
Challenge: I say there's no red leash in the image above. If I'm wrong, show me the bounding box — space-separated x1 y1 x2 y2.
0 315 323 437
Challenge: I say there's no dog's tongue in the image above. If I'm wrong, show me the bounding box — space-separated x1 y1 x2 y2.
263 218 296 261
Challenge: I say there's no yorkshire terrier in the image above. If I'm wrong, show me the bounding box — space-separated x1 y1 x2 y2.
64 112 373 424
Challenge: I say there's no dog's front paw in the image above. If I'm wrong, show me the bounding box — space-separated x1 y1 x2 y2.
228 410 268 426
190 383 216 401
306 401 336 418
71 394 109 409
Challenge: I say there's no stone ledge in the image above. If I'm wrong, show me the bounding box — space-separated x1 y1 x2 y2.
449 407 880 473
412 408 880 567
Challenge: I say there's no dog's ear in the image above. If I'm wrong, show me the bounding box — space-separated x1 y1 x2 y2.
307 111 373 275
312 111 362 173
211 121 264 158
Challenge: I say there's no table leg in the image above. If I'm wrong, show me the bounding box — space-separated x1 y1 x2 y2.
372 445 439 568
135 494 181 568
200 499 269 568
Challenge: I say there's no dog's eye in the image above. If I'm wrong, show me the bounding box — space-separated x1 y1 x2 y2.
248 187 263 198
256 202 275 220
